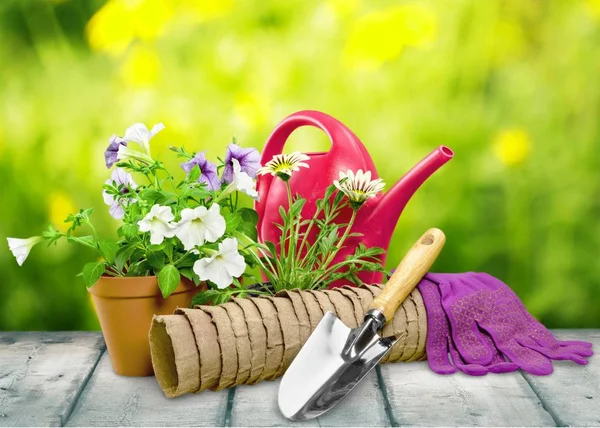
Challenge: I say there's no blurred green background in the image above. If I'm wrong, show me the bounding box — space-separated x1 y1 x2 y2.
1 0 599 330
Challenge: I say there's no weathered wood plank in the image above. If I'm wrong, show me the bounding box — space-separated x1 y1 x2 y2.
379 361 555 426
0 331 105 427
521 330 600 427
230 372 390 427
66 353 229 426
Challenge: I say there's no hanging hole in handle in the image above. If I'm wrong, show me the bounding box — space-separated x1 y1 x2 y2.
281 127 332 155
421 235 434 245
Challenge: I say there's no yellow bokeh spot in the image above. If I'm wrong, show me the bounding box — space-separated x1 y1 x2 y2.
234 92 271 130
119 45 161 87
327 0 360 16
178 0 234 23
493 128 532 167
344 4 437 70
49 192 77 231
585 0 600 20
86 0 174 56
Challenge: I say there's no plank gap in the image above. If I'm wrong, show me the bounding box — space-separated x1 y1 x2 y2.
61 346 107 427
519 372 562 427
224 387 237 427
375 365 398 427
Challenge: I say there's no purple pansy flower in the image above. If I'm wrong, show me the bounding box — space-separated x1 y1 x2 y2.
104 135 127 168
103 168 137 220
181 152 221 191
222 143 261 184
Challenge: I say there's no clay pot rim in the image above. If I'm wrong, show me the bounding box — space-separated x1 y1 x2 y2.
88 275 200 299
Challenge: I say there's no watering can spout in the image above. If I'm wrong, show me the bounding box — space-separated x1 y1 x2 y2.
368 145 454 228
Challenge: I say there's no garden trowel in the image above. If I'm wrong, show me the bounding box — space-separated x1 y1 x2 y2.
278 228 446 421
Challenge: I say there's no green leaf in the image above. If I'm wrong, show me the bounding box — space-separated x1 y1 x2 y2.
225 211 243 233
82 262 105 287
175 252 196 268
67 235 96 249
238 221 258 242
163 240 174 262
238 207 259 225
190 187 210 202
179 267 195 281
318 226 338 255
180 268 201 285
119 224 139 240
278 206 287 223
190 288 239 306
264 241 279 258
290 198 306 218
115 243 138 272
140 189 164 204
129 248 146 264
148 241 166 252
190 289 221 306
98 240 118 264
147 250 165 270
324 183 338 201
126 261 152 277
333 189 346 206
187 165 201 183
158 264 181 298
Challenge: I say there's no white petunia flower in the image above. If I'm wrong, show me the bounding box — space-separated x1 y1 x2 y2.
231 158 259 201
334 169 385 208
138 204 176 245
193 238 246 289
174 204 226 251
7 236 44 266
117 144 154 164
123 122 165 155
257 152 310 181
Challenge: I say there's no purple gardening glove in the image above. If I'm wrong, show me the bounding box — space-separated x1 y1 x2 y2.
418 278 519 376
426 272 594 375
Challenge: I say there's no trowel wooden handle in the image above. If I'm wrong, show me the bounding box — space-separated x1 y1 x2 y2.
369 228 446 323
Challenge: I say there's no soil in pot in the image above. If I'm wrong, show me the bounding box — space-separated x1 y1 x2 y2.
88 276 202 377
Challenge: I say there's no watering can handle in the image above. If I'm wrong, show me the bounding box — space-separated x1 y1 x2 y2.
256 110 372 220
258 110 369 168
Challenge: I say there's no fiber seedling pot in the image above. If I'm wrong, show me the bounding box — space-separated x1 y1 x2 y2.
88 276 201 377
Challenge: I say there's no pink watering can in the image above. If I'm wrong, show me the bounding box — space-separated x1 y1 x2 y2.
255 110 453 287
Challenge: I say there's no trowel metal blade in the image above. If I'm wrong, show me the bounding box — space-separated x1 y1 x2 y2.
278 312 396 421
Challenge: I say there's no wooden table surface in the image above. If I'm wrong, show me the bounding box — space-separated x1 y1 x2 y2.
0 330 598 427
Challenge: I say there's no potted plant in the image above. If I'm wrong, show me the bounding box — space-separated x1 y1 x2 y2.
8 121 389 376
7 122 263 376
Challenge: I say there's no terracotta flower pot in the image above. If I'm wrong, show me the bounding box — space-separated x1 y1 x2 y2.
88 275 202 377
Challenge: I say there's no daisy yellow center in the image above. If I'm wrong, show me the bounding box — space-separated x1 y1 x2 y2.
274 161 293 172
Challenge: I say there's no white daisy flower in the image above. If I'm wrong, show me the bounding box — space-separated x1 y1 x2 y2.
257 152 310 181
7 236 44 266
193 238 246 289
334 169 385 208
174 204 226 251
138 204 176 245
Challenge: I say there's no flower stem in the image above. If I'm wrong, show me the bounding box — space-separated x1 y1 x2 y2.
236 234 279 282
321 208 358 269
285 181 295 283
173 250 191 266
